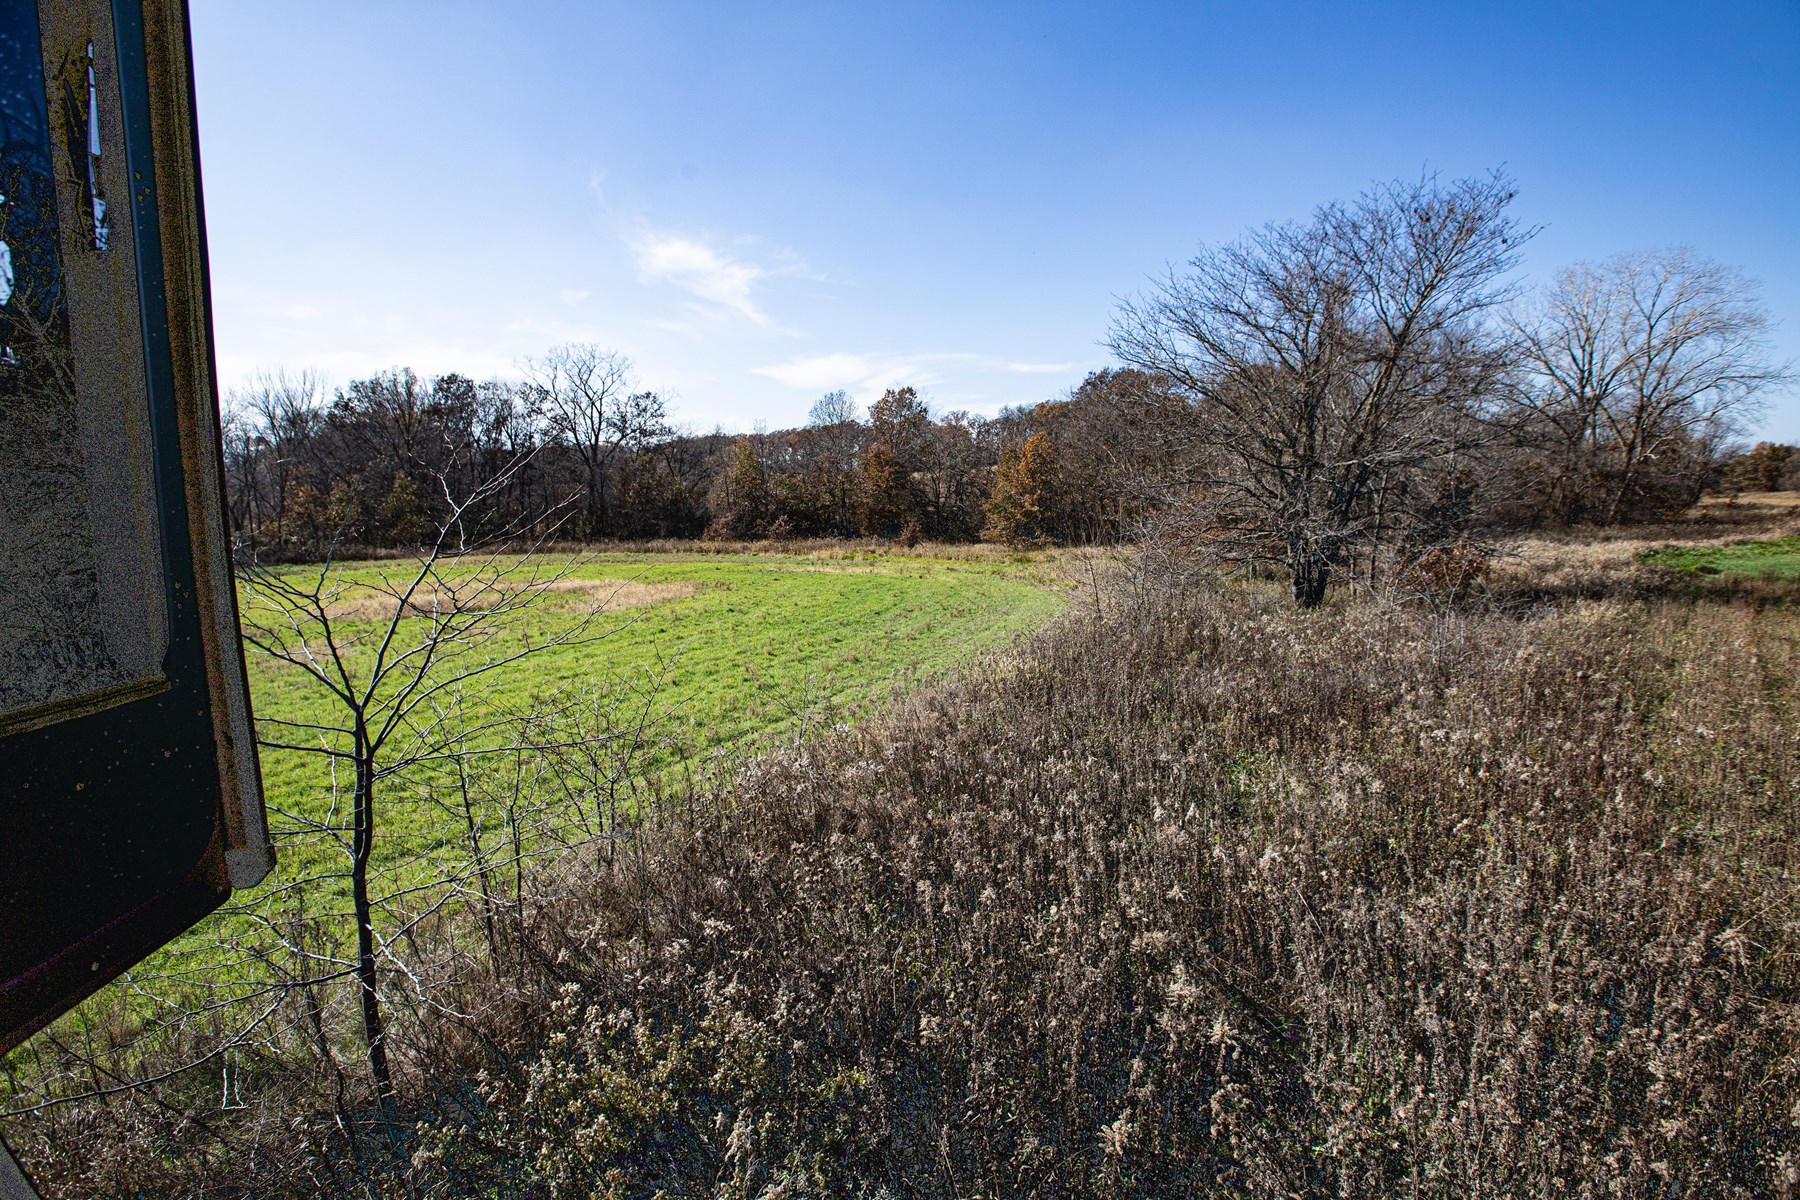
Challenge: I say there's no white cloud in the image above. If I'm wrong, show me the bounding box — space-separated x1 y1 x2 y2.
751 351 978 402
627 230 774 324
1005 360 1079 374
753 350 1090 405
559 288 592 305
752 352 890 390
644 316 703 339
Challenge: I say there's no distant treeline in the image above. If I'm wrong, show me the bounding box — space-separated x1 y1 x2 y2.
222 186 1795 574
222 345 1794 566
219 353 1172 559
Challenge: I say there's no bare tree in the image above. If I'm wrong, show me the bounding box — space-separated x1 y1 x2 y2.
522 344 669 536
921 409 991 539
2 479 666 1154
799 392 865 534
1107 172 1526 605
1509 248 1791 523
236 449 612 1107
807 389 857 428
334 368 434 480
225 368 327 551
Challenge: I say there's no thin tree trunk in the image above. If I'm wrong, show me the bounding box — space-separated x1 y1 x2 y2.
1290 552 1331 608
350 731 395 1109
454 754 502 967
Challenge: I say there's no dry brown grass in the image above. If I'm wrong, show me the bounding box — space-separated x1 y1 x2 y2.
11 527 1800 1198
541 577 700 613
526 536 1069 565
1698 489 1800 513
1488 492 1800 602
380 583 1791 1199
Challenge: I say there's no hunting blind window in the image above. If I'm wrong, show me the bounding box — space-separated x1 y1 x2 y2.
0 0 269 1060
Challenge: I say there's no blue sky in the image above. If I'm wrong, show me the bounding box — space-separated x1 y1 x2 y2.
189 0 1800 440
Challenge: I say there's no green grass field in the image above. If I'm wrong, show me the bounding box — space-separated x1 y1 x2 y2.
248 547 1068 814
155 548 1066 984
3 547 1069 1105
1642 536 1800 579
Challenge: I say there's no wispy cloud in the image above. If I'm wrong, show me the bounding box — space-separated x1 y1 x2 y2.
753 351 1089 403
644 316 703 339
753 352 901 391
559 288 591 305
627 230 784 325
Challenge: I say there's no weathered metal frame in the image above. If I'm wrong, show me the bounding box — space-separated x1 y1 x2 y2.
0 0 270 1057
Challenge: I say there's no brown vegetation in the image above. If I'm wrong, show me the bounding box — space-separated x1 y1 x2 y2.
219 185 1793 592
10 511 1799 1197
420 578 1799 1199
1491 492 1800 602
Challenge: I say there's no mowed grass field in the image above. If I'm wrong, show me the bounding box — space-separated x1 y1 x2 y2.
8 547 1071 1098
248 547 1069 813
1642 535 1800 579
157 548 1068 979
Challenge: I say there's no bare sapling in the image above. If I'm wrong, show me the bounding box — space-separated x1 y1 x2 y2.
236 445 625 1108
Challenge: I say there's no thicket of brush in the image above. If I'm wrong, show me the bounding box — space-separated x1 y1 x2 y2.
12 560 1800 1197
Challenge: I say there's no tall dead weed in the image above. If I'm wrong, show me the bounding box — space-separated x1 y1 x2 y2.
11 581 1798 1198
416 587 1800 1198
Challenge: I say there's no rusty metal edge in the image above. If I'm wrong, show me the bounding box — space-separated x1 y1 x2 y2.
0 676 171 740
0 847 228 1056
138 0 272 889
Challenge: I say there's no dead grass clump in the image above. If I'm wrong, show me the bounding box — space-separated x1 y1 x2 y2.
398 586 1797 1198
530 535 1062 563
1697 489 1800 517
537 578 699 613
1485 495 1800 604
1391 537 1493 605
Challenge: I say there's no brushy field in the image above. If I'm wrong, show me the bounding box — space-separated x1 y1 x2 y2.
1 548 1068 1141
233 547 1068 957
222 546 1069 993
8 531 1800 1199
1490 491 1800 601
388 572 1799 1200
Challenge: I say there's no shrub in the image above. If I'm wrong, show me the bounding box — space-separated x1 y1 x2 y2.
1391 535 1493 605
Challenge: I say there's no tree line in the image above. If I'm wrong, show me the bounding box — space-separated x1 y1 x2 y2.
219 353 1169 558
222 171 1793 605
